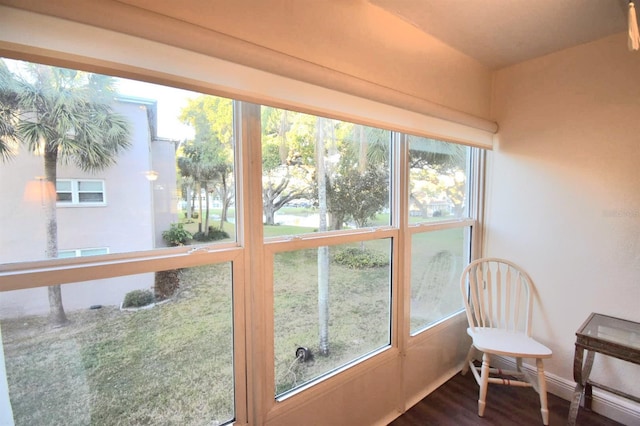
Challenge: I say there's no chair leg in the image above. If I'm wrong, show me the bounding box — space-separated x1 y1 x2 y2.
478 352 490 417
536 358 549 426
461 344 475 375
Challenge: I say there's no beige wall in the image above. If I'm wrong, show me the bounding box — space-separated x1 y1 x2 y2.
488 32 640 416
0 0 494 132
112 0 493 120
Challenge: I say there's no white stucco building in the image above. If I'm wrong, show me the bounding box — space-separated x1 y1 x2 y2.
0 95 178 317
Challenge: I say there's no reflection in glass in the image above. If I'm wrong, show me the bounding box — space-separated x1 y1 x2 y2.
410 228 469 333
0 264 234 425
261 107 391 238
273 240 392 397
408 136 470 222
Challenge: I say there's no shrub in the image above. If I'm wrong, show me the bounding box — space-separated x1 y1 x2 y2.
193 226 230 242
122 289 155 308
162 223 192 246
333 247 389 269
207 226 230 241
192 231 207 241
154 269 180 300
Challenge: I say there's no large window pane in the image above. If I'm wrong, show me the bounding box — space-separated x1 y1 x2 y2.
410 228 470 333
0 58 236 265
0 263 234 425
408 136 470 222
273 239 392 397
261 107 391 238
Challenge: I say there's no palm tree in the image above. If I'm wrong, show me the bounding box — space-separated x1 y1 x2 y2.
0 59 131 327
0 62 19 161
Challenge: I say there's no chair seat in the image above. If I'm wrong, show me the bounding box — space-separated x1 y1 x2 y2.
467 327 552 358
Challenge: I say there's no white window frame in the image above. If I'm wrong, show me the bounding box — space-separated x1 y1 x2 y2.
56 179 107 206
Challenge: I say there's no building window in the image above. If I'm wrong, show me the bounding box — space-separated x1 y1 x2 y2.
58 247 109 258
56 180 106 205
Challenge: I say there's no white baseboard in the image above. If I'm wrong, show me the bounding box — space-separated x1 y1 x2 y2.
491 356 640 426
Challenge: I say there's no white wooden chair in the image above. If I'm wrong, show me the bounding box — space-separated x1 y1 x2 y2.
460 258 552 425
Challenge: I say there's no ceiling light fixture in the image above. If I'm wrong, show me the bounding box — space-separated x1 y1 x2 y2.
629 1 640 51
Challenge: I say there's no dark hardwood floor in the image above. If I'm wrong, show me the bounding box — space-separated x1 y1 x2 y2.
390 371 623 426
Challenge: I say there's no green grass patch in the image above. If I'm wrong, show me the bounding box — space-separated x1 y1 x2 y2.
2 264 234 426
273 243 391 396
263 224 317 238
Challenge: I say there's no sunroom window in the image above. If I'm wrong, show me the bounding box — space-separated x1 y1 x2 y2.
0 53 484 425
408 136 470 222
261 107 391 236
0 58 236 264
0 57 243 425
408 136 473 334
261 107 395 397
0 264 235 425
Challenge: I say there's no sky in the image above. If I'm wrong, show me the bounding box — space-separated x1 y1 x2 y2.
115 78 197 141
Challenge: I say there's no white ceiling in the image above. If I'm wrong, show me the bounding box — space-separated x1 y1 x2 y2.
369 0 630 69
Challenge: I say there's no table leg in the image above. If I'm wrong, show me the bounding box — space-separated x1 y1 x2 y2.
568 345 591 426
568 383 583 426
582 351 595 411
585 383 593 411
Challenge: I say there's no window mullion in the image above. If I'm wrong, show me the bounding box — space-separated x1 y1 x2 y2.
395 131 409 352
72 180 79 204
236 100 267 426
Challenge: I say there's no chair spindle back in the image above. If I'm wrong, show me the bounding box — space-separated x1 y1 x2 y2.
461 258 533 336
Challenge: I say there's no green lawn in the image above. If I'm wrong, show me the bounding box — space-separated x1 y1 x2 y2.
2 264 234 426
1 215 465 424
272 243 391 395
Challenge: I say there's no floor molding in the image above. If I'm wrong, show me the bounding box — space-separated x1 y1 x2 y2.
491 356 640 425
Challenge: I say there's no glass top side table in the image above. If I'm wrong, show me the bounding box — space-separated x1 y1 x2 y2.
567 313 640 425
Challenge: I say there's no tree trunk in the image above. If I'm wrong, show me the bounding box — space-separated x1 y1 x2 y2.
279 110 288 163
186 182 193 219
219 173 229 228
264 203 276 225
203 183 210 232
329 212 344 230
358 125 368 172
316 118 329 356
47 286 68 327
317 246 329 355
44 149 69 327
197 182 203 233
